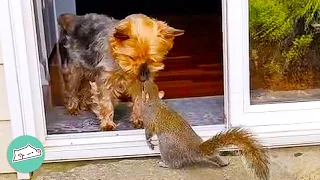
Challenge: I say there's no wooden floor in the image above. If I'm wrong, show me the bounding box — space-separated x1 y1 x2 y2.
49 14 223 106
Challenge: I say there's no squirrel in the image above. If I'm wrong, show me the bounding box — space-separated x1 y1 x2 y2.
132 80 270 180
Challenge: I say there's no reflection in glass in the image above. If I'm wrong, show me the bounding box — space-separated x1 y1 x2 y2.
249 0 320 104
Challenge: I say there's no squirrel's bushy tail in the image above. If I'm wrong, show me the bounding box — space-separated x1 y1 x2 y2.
199 127 270 180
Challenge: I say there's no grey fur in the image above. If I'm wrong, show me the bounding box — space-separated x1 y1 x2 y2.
62 13 119 71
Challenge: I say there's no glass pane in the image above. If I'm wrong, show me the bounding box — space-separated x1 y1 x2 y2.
249 0 320 104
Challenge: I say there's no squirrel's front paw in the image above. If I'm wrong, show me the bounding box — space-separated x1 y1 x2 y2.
147 139 155 150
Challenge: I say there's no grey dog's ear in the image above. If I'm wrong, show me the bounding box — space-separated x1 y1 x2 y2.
58 13 77 32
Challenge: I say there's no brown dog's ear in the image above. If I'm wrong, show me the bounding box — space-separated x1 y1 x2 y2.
157 21 185 38
164 27 185 38
113 21 130 41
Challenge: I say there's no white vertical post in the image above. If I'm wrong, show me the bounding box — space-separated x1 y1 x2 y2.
1 0 47 178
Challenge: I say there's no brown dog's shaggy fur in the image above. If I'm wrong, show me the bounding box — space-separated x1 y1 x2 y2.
58 13 183 131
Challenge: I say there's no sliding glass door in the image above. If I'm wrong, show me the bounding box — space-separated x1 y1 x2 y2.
227 0 320 140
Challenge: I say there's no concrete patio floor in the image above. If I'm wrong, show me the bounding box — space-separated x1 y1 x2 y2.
1 146 320 180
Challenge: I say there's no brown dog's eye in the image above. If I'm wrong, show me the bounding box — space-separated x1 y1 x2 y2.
113 30 130 41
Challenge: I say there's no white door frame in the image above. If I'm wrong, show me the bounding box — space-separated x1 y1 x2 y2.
227 0 320 145
1 0 226 167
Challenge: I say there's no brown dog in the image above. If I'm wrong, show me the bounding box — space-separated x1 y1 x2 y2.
58 13 183 131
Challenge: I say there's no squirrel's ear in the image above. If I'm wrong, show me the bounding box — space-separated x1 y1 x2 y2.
158 91 164 99
145 93 150 101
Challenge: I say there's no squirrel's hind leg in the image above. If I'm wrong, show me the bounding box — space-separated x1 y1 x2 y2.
157 160 170 168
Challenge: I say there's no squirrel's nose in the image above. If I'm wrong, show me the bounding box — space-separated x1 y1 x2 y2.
139 63 149 82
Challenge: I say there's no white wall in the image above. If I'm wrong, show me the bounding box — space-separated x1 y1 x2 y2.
0 44 14 173
0 122 13 173
0 66 9 120
0 47 9 120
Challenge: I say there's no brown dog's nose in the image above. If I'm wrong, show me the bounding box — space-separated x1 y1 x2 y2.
139 63 149 82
